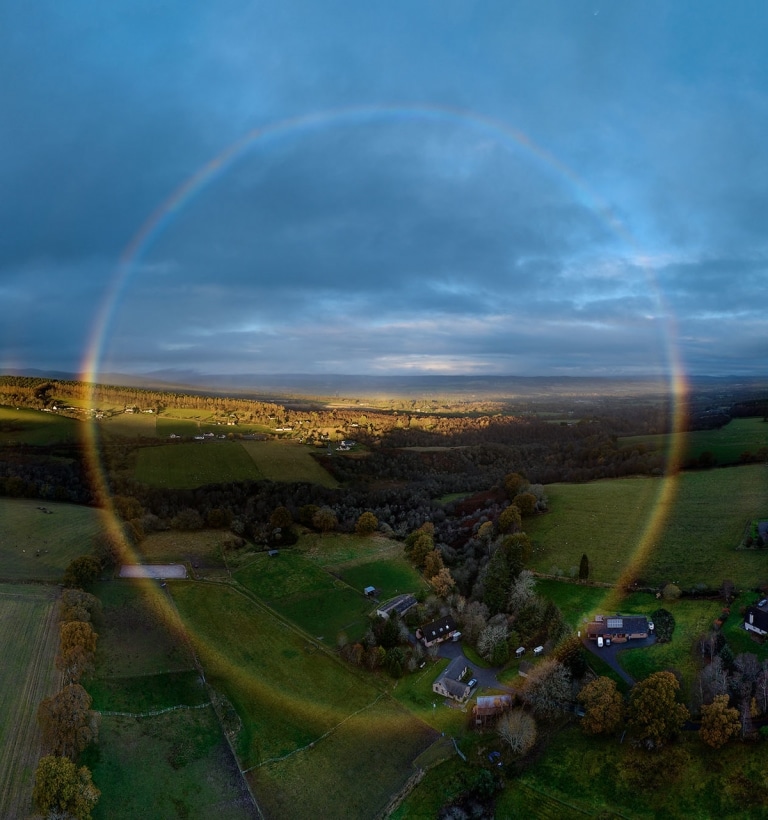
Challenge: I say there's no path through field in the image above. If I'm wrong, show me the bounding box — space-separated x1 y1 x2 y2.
0 586 61 819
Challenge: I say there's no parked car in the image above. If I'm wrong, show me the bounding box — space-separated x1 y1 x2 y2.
467 677 478 688
597 636 604 648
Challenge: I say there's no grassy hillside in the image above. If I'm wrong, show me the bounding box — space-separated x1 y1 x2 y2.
620 417 768 465
0 498 108 581
525 464 768 588
134 441 263 488
240 440 339 486
0 405 79 444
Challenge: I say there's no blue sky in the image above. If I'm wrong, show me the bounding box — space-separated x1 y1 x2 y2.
2 1 767 378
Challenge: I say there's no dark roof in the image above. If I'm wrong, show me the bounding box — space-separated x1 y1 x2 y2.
745 605 768 632
421 615 458 642
587 614 649 636
377 593 417 617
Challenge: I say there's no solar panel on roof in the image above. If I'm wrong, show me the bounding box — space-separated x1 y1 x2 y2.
606 617 623 629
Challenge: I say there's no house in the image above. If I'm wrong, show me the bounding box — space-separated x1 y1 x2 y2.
744 599 768 636
417 615 458 647
375 593 417 620
473 695 513 726
433 657 472 703
586 614 650 643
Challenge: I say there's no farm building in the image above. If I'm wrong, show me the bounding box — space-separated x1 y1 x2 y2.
586 614 650 643
433 657 472 703
473 695 513 727
417 615 458 647
744 599 768 636
375 593 417 620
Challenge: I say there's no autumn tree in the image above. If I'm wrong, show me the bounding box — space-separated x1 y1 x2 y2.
498 708 537 755
508 570 536 613
512 492 538 517
38 684 99 759
405 529 435 569
429 566 455 598
627 671 689 748
33 756 100 820
59 621 98 656
524 660 572 720
59 589 101 624
699 694 740 749
312 506 338 535
355 511 379 536
423 549 445 579
498 504 522 534
269 506 293 531
503 472 527 499
56 621 98 685
578 676 624 735
62 556 101 589
553 634 588 679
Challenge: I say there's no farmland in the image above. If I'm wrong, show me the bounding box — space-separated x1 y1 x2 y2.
0 404 79 444
134 441 263 488
0 585 62 819
620 417 768 466
525 464 768 588
0 498 109 581
240 439 339 486
169 581 436 817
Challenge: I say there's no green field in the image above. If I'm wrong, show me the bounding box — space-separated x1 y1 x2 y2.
134 441 263 488
169 581 436 819
0 585 61 819
134 529 228 572
98 412 158 438
0 404 80 444
0 498 109 581
337 556 427 601
83 710 256 820
525 465 768 588
620 417 768 466
92 580 196 679
169 582 381 763
298 531 403 566
240 440 339 486
235 551 375 640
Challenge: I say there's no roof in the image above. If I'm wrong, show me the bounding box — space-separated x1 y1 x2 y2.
474 695 512 716
421 615 458 642
745 604 768 632
587 614 649 636
377 593 417 617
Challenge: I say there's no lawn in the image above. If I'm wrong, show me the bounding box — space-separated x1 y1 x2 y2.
134 441 263 488
0 498 109 582
620 417 768 466
337 556 427 602
82 710 255 820
602 592 721 700
525 465 768 588
240 439 339 487
0 404 79 444
0 585 61 819
298 531 401 566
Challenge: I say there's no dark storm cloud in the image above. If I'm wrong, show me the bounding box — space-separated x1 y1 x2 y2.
2 1 768 376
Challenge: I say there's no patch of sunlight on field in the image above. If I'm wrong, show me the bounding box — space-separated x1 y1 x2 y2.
240 440 338 486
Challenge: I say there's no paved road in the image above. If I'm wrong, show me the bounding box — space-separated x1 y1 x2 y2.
435 640 516 692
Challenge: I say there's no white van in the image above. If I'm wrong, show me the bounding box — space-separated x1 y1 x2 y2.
597 636 604 648
533 645 544 656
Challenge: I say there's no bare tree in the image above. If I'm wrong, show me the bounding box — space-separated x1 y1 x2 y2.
498 708 537 755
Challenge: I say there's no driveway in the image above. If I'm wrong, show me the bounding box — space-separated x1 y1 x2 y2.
435 640 516 692
581 634 657 686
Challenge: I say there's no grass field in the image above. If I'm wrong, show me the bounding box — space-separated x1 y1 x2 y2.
620 417 768 466
99 412 158 438
525 465 768 588
134 529 228 571
82 710 256 820
169 582 383 764
0 498 109 581
240 440 339 487
235 551 375 641
298 531 403 566
250 696 436 820
0 585 62 819
134 441 263 488
0 404 79 444
92 580 196 679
